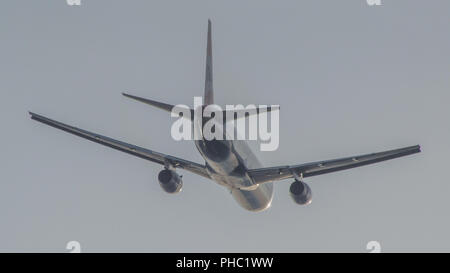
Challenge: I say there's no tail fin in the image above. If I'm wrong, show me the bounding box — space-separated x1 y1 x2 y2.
204 19 214 105
123 20 279 121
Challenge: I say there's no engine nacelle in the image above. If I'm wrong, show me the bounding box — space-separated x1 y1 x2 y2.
158 169 183 193
289 181 312 205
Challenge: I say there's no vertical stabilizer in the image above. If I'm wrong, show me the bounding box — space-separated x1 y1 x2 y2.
204 19 214 105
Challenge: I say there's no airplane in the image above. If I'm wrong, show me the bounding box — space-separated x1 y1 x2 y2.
29 20 421 212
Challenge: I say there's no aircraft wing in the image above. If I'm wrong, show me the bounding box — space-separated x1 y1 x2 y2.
29 112 210 179
247 145 421 184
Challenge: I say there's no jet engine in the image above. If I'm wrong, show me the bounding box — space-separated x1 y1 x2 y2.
158 169 183 193
289 180 312 205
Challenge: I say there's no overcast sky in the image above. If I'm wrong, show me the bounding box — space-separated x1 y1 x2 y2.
1 0 449 252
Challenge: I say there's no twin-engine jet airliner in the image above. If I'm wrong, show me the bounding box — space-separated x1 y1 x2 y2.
29 20 420 211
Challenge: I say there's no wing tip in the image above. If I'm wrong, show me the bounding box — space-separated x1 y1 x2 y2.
415 144 421 153
401 145 421 156
122 92 133 99
29 111 50 122
29 111 39 120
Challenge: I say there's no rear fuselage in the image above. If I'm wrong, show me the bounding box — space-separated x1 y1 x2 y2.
194 117 273 212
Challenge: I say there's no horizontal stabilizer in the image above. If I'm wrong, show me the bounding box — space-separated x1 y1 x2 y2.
123 92 194 119
123 93 278 121
223 105 280 119
123 93 180 112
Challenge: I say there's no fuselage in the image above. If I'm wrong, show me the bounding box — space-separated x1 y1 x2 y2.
194 117 273 212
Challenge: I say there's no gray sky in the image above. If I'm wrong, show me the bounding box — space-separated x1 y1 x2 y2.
1 0 449 252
